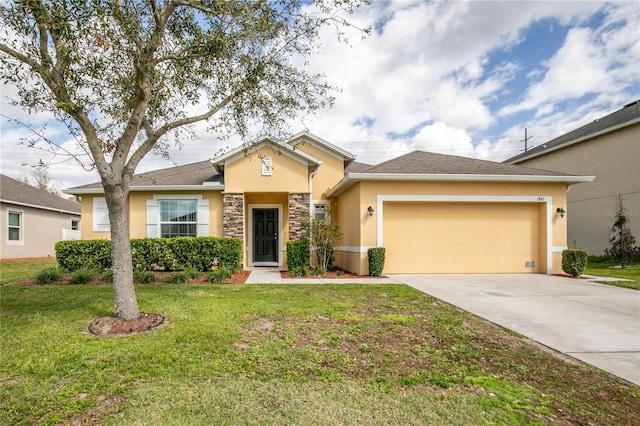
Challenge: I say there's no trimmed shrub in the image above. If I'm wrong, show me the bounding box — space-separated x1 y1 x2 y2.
163 272 189 284
69 269 95 284
55 240 112 271
286 240 309 270
56 237 243 273
35 267 63 285
207 265 234 283
368 247 386 276
562 249 588 277
133 271 155 284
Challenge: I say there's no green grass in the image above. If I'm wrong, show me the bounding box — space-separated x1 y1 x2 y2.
1 283 638 425
0 257 57 284
584 257 640 290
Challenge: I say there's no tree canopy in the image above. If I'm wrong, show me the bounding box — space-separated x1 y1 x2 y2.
0 0 368 320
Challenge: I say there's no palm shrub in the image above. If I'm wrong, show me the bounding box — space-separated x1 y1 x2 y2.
69 269 95 284
207 265 235 283
35 267 63 285
562 249 588 277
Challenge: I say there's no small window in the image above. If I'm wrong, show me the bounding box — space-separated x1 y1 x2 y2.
314 204 326 220
159 199 197 238
8 211 21 241
71 219 80 231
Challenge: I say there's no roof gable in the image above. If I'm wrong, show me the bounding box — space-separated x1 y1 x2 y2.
1 174 80 214
506 100 640 163
287 131 355 165
211 136 321 172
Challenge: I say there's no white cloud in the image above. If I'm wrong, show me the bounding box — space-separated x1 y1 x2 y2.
1 0 638 189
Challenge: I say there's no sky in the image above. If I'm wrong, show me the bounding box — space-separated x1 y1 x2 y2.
1 0 639 192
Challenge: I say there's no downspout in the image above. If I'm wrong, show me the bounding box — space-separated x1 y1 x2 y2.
308 165 321 266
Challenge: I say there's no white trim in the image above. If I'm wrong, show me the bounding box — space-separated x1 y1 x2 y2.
66 184 224 195
335 246 374 253
211 139 321 170
552 246 568 252
327 173 595 197
148 194 209 238
288 131 355 162
376 195 555 275
6 209 24 245
248 204 283 268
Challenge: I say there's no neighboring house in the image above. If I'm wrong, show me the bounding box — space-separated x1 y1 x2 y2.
66 131 593 275
1 174 81 259
506 100 640 256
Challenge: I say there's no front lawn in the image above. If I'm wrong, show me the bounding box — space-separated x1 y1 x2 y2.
0 257 57 284
1 283 638 425
584 257 640 290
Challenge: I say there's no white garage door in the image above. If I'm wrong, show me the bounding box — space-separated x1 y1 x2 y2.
383 203 540 273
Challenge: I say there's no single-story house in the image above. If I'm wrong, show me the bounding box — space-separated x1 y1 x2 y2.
66 131 594 275
506 100 640 255
1 173 81 259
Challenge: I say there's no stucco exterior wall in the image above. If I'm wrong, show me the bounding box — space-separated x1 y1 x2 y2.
223 146 310 193
516 124 639 254
80 191 223 240
294 141 346 200
1 202 80 259
334 180 568 275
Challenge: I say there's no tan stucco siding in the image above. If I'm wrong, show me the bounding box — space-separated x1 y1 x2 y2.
1 203 80 259
80 191 223 240
294 142 346 200
223 146 309 193
516 124 639 255
333 180 568 275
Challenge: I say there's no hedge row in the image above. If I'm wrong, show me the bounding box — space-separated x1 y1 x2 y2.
55 237 242 273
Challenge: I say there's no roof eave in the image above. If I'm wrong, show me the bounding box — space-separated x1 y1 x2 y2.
288 131 356 163
326 173 595 197
507 117 640 164
64 184 225 195
0 198 80 215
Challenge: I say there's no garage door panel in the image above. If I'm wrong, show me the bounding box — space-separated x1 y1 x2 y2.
383 203 540 273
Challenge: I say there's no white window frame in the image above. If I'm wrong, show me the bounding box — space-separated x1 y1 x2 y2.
146 194 209 238
70 218 80 231
313 201 330 222
7 209 23 245
93 197 110 232
159 199 198 238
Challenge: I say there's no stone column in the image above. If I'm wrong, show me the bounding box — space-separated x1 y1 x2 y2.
223 193 244 239
288 193 310 240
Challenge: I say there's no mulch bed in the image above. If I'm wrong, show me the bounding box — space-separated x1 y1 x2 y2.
88 312 165 336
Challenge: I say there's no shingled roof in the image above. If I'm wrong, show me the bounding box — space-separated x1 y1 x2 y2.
359 151 573 176
327 150 594 197
506 99 640 163
1 174 80 214
67 160 222 193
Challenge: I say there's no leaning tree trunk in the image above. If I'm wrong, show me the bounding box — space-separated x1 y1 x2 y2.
104 184 140 320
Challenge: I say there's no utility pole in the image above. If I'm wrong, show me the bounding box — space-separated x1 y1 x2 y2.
521 128 533 152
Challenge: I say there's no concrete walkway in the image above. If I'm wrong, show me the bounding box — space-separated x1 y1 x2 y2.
391 274 640 386
245 268 397 284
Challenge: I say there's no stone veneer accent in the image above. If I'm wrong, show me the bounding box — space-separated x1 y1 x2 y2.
223 193 244 239
288 192 310 240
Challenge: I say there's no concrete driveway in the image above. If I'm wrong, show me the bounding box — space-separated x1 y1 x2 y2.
390 274 640 386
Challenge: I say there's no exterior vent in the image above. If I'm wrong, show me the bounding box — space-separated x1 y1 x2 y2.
525 260 535 268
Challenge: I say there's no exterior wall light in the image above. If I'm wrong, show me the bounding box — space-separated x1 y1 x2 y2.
368 206 374 217
556 207 566 218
